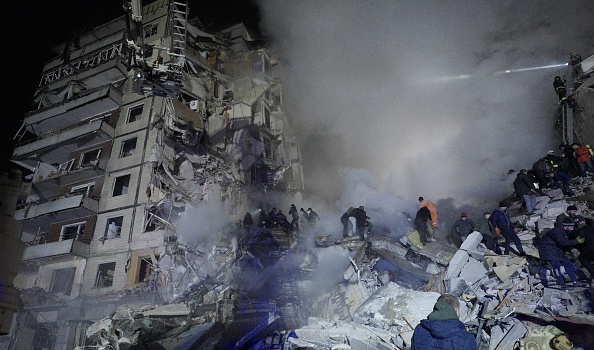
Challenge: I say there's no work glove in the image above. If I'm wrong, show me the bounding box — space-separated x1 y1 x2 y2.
576 237 585 244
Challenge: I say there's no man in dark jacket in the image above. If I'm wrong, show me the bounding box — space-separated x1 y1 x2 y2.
412 294 477 350
514 169 538 214
575 216 593 286
341 207 355 238
491 203 526 256
450 213 474 247
475 212 499 253
415 205 432 245
537 218 581 288
351 206 371 240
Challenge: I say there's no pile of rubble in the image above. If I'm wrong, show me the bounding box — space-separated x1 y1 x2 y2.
83 185 594 349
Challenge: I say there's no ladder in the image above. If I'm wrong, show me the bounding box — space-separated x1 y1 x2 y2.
168 1 188 80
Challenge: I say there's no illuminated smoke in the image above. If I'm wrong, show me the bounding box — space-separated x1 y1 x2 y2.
256 0 594 211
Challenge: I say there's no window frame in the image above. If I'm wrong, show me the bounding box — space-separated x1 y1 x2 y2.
104 216 124 240
112 174 131 196
49 267 76 295
94 262 116 288
59 221 86 241
79 148 101 167
119 137 138 158
126 104 144 123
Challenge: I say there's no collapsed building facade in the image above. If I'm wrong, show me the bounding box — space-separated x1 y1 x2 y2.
1 0 303 348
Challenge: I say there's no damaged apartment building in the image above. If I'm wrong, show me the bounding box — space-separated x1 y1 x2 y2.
1 0 303 348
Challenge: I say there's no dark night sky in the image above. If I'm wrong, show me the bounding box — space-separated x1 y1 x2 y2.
2 0 259 171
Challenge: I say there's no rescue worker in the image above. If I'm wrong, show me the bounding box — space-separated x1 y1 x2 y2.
411 294 477 350
575 216 594 287
306 208 320 225
341 207 355 238
513 169 538 214
415 205 433 245
545 150 575 196
243 212 253 228
553 76 567 102
491 202 526 256
418 196 438 234
556 205 578 224
288 204 299 232
450 213 474 247
351 206 371 240
572 143 594 177
569 51 583 80
475 212 499 253
536 218 583 288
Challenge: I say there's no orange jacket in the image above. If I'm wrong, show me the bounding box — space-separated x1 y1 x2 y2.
575 145 591 163
419 200 438 228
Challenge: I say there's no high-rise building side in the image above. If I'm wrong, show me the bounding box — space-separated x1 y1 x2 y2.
2 1 303 348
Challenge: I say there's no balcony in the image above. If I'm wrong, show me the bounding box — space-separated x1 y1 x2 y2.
22 238 90 261
15 193 98 221
12 120 114 167
24 85 122 136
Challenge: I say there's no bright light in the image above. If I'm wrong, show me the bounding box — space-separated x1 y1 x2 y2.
496 62 568 75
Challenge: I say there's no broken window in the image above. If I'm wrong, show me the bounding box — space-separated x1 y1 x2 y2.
60 222 85 241
71 182 95 196
127 104 143 123
119 137 137 158
95 262 116 288
137 255 159 283
112 174 130 196
144 23 158 38
80 148 101 166
104 216 123 240
58 159 75 173
50 267 76 295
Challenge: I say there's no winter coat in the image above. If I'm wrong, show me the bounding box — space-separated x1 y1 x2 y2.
451 219 475 238
491 209 511 229
412 302 477 350
475 216 495 239
575 145 592 163
513 173 536 196
351 208 368 225
576 224 594 260
419 200 438 227
537 227 578 261
532 159 551 173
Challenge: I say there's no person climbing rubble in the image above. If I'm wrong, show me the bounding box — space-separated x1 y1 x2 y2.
514 169 538 214
415 204 433 246
475 212 500 253
575 215 594 287
491 202 526 256
243 212 253 229
556 205 579 224
306 208 319 225
535 218 583 288
450 212 474 247
411 294 478 350
418 197 438 238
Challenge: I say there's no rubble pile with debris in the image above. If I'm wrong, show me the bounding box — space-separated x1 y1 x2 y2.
81 178 594 349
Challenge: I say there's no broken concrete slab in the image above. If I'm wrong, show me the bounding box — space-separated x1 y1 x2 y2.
459 231 483 251
445 250 470 280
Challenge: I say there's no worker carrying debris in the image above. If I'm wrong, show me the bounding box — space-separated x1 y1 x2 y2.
411 294 478 350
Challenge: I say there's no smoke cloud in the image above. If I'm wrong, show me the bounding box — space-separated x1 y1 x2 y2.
256 0 594 210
